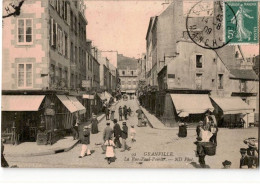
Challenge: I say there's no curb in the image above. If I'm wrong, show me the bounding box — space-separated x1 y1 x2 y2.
5 140 80 157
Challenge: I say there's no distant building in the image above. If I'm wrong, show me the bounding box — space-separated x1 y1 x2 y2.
117 54 138 96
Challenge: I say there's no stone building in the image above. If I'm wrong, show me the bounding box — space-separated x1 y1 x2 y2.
141 0 259 128
1 0 89 144
117 54 138 96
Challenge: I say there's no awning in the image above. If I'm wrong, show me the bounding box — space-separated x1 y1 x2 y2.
67 96 86 114
126 90 136 93
210 97 254 115
1 95 45 111
82 94 94 99
170 94 214 117
57 95 78 113
98 91 112 101
104 91 112 100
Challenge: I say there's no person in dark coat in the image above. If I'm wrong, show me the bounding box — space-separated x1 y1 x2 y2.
128 107 132 116
71 117 79 140
105 106 110 120
79 126 91 158
1 139 9 167
103 123 113 142
91 114 99 134
113 119 122 148
121 122 130 152
123 105 128 120
196 121 203 138
136 109 143 126
118 106 123 121
209 122 218 145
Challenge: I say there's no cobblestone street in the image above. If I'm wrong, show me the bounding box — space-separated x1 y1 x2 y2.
4 98 258 169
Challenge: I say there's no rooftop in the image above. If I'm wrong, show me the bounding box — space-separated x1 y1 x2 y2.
229 69 259 81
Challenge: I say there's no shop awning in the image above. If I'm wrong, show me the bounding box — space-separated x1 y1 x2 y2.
1 95 45 111
98 91 112 101
210 97 254 115
57 95 78 113
170 94 214 117
67 96 86 114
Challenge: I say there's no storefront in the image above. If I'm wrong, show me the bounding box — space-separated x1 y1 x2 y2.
162 93 214 127
210 97 254 128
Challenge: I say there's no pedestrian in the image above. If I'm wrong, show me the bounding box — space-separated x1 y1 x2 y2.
118 106 123 121
72 116 79 140
222 160 232 169
209 122 218 145
91 114 99 134
103 122 113 142
113 119 122 148
128 107 132 116
196 121 203 138
104 137 115 164
123 105 128 120
110 105 116 121
1 139 9 167
196 124 213 168
105 106 110 120
130 125 136 142
136 108 143 126
79 126 91 158
121 122 130 152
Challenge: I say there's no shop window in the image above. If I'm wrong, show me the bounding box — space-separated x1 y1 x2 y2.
196 54 203 68
17 19 33 45
17 63 33 88
218 74 223 89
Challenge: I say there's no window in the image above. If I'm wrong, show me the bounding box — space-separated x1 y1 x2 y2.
64 33 68 57
75 46 77 63
57 27 63 54
196 55 203 68
64 70 68 87
18 64 33 88
131 71 134 75
70 42 74 62
50 64 55 85
50 18 56 48
218 74 223 89
70 11 73 30
122 71 125 75
17 19 33 44
71 73 74 88
240 80 246 92
195 73 202 89
59 68 62 82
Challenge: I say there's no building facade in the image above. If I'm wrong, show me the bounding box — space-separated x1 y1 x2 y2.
2 0 90 144
117 54 138 96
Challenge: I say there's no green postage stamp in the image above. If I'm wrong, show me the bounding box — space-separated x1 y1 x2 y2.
225 1 259 44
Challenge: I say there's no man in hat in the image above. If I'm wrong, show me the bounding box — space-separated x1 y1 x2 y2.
113 119 122 148
79 125 91 158
222 160 231 169
118 106 123 121
103 123 113 142
91 113 99 134
121 122 130 152
123 105 128 120
105 106 110 120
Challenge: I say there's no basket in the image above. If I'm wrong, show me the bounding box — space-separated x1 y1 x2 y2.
203 142 216 156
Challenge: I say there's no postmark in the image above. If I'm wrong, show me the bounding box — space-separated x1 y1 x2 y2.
186 0 237 50
224 1 259 44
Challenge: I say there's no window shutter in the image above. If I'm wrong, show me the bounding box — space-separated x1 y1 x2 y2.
67 3 70 25
51 18 54 46
55 23 58 49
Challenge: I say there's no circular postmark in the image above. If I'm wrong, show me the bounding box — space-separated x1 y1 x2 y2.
186 1 237 50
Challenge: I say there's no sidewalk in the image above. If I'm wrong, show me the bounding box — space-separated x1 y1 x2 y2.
4 113 106 157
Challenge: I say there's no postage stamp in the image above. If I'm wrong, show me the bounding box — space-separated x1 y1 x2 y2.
225 1 259 44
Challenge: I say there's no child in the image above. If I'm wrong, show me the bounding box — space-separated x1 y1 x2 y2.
130 125 136 142
104 137 115 164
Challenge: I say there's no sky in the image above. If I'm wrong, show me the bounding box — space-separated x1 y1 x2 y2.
85 0 259 58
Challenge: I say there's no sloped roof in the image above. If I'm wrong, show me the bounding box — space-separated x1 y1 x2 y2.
117 54 138 70
230 69 259 80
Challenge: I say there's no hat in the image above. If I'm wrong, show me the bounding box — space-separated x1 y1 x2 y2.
222 160 231 166
199 121 203 124
84 125 90 129
106 123 110 125
131 125 134 127
113 119 118 123
123 122 126 125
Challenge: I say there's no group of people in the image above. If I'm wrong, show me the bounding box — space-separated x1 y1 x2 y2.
118 105 132 121
195 113 218 168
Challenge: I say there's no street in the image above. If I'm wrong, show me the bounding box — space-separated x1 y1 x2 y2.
5 98 258 169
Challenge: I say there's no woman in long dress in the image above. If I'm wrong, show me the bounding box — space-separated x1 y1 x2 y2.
104 137 115 164
91 114 99 134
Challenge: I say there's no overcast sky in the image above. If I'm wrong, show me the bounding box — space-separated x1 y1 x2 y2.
85 0 259 58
